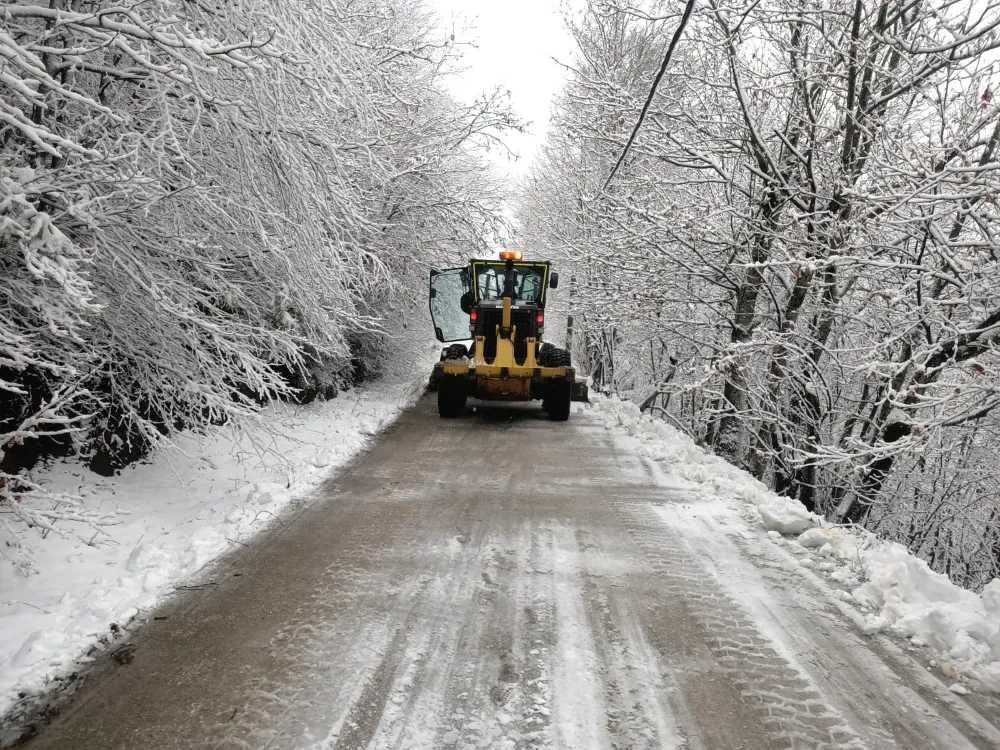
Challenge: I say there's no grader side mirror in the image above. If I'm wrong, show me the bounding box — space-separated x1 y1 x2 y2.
550 272 560 289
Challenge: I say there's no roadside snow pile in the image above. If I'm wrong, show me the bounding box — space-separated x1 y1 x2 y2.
591 394 1000 693
851 544 1000 691
590 395 822 528
0 378 423 719
756 502 819 535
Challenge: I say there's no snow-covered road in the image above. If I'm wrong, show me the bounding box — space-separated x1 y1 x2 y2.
22 397 1000 749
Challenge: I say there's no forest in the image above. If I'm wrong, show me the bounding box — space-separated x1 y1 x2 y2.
0 0 515 533
4 0 1000 597
519 0 1000 591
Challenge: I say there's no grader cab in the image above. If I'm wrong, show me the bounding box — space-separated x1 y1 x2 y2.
428 251 585 419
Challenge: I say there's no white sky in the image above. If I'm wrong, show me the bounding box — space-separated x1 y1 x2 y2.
430 0 577 182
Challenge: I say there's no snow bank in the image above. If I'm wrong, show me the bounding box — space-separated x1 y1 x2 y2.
591 394 1000 693
0 378 423 719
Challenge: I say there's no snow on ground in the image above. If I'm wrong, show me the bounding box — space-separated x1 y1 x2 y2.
590 395 1000 695
0 377 424 720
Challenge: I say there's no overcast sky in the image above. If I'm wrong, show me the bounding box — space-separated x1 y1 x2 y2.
430 0 577 181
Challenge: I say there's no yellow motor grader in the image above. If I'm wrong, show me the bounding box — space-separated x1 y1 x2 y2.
428 251 586 419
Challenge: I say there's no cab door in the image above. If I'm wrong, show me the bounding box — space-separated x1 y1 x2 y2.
429 267 471 342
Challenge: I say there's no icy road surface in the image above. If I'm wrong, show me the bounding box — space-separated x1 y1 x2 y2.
25 398 1000 749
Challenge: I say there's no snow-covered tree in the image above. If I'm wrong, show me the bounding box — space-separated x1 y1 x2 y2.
1 0 516 531
519 0 1000 590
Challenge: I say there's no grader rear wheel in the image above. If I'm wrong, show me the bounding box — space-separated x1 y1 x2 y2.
438 375 467 418
546 380 572 421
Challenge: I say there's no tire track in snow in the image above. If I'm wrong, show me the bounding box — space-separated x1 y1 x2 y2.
207 504 442 749
614 498 869 750
330 416 569 750
205 448 485 750
330 524 557 750
514 527 557 750
573 528 682 750
329 506 506 749
441 525 560 750
328 563 484 750
327 613 418 750
549 525 613 750
428 539 524 750
208 556 426 747
712 510 1000 750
